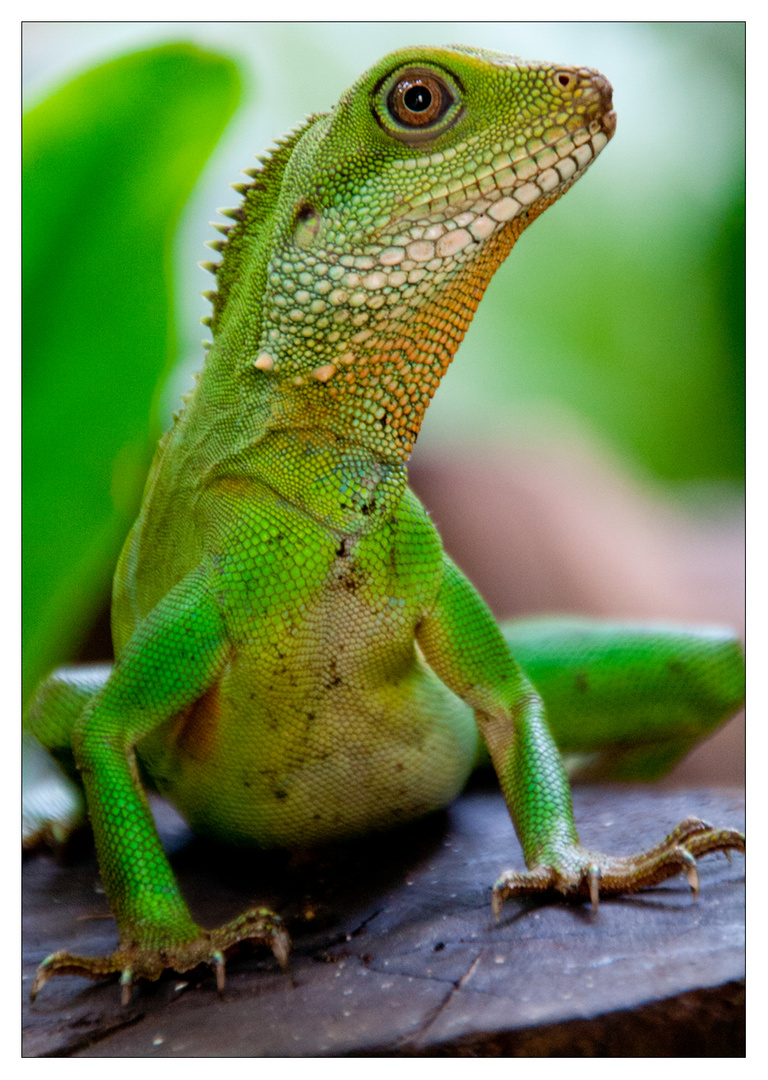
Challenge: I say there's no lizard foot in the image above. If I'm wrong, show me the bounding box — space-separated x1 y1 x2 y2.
30 907 290 1005
491 817 745 919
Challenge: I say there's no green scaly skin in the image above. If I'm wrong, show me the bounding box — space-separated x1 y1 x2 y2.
25 45 744 1003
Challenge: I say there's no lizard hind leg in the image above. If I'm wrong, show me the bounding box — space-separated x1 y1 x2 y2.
501 619 745 781
23 663 111 849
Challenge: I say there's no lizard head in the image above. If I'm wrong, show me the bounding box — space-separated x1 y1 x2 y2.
208 45 615 459
290 44 615 240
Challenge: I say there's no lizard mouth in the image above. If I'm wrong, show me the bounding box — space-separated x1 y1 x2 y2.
393 71 617 234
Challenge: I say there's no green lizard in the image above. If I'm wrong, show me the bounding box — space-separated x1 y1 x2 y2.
25 44 745 1004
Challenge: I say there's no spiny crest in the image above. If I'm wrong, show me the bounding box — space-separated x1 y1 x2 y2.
199 114 323 334
170 370 202 426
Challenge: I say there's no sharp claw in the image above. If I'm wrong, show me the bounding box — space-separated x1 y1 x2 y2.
587 864 600 914
212 950 226 994
271 928 291 971
120 968 132 1006
684 862 700 901
30 964 50 1003
676 847 700 901
491 886 505 922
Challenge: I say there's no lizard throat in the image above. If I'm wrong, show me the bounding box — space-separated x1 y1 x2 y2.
258 199 555 461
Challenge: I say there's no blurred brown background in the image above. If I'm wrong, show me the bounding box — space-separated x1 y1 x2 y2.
410 437 744 785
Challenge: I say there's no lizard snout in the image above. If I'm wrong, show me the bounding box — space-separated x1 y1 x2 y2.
591 73 617 138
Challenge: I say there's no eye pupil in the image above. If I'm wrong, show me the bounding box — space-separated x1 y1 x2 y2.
403 84 432 112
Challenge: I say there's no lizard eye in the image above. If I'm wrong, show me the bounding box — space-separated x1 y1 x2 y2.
375 64 462 143
388 72 453 127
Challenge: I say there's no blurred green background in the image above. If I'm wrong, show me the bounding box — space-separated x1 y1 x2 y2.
23 22 745 703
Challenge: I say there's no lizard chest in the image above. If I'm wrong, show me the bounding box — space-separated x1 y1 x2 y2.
236 518 442 693
138 506 472 848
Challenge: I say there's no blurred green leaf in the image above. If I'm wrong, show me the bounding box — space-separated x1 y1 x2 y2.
23 43 241 701
486 181 745 483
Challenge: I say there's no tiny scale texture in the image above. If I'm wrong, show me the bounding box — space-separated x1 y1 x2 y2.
24 45 744 1003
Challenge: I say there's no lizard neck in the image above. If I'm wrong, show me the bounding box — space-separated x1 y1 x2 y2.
204 205 547 464
173 361 409 534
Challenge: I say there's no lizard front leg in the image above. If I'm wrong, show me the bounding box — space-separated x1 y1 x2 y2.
30 565 288 1004
417 557 744 917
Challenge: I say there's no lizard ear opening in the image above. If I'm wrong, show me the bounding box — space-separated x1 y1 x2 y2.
293 202 323 248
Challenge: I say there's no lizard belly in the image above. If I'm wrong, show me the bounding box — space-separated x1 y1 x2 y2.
139 590 479 848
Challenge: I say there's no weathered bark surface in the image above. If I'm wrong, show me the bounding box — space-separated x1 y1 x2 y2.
23 785 745 1057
